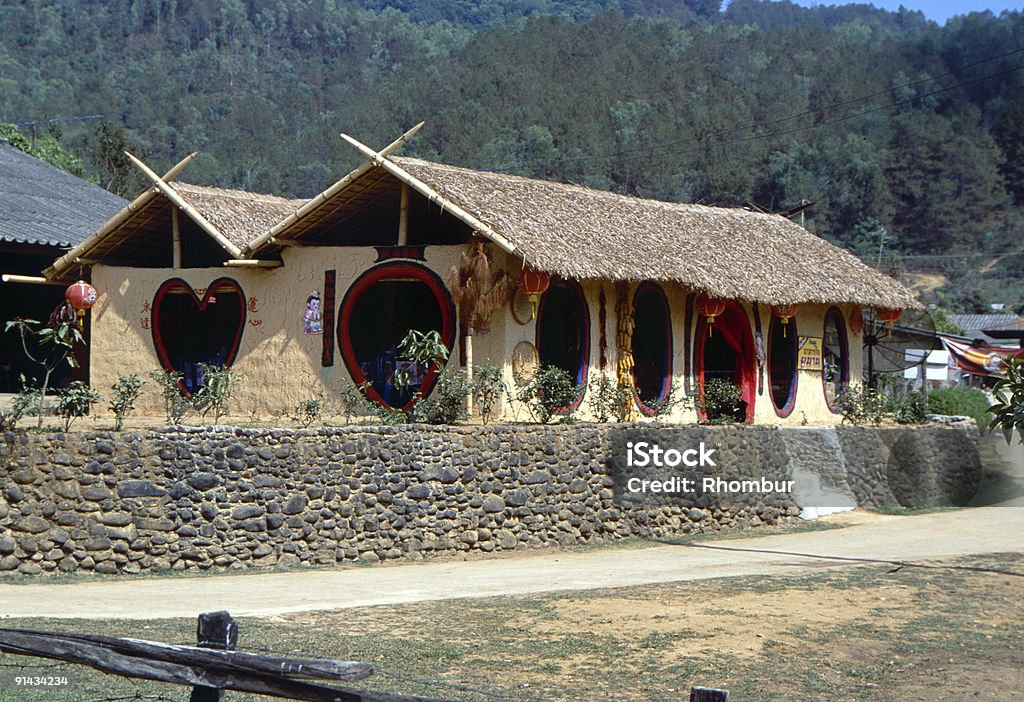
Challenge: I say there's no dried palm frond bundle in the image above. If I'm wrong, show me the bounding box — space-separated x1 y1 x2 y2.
447 240 516 335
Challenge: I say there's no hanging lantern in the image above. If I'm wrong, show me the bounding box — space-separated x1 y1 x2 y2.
771 303 799 337
697 293 727 337
65 280 97 319
875 307 902 336
518 267 550 320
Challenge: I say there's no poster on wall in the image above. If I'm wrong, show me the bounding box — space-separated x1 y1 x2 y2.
797 336 823 371
304 291 323 335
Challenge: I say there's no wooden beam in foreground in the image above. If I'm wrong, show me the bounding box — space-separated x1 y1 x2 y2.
0 627 455 702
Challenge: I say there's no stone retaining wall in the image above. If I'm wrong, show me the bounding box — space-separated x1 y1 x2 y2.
0 422 981 575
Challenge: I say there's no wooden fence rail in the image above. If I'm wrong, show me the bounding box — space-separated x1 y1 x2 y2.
0 611 455 702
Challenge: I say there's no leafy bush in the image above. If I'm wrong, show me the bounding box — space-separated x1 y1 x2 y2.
891 390 928 424
835 385 887 426
5 316 84 429
473 364 507 425
927 385 992 428
292 397 324 428
56 381 102 431
148 369 192 425
193 364 239 424
410 370 474 424
335 380 373 424
989 358 1023 445
109 374 145 431
588 373 633 423
515 365 582 424
698 378 742 424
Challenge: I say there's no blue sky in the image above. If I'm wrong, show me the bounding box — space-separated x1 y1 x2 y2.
789 1 1019 24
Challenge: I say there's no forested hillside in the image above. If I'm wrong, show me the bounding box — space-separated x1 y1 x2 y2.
1 0 1022 308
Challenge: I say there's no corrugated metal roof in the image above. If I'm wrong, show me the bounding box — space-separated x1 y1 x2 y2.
0 140 126 247
948 313 1019 332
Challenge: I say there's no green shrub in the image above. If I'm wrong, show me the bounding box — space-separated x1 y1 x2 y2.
473 364 507 425
193 363 239 424
587 373 633 423
148 369 192 425
927 385 992 428
515 365 582 424
891 390 928 424
56 381 102 431
698 378 742 424
109 373 145 431
835 385 887 426
410 369 474 424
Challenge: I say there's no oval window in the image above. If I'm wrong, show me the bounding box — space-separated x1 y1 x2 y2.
535 278 590 410
631 283 672 413
338 263 455 409
823 306 849 411
768 314 798 416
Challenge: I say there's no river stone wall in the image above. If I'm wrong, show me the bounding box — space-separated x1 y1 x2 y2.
0 421 981 575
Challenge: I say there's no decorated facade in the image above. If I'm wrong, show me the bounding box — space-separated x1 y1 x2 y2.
43 125 921 424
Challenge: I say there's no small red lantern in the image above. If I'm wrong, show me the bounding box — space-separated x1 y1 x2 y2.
874 307 902 336
65 280 97 319
697 293 728 337
519 266 551 320
772 303 799 337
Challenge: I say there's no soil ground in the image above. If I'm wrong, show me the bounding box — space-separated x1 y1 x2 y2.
0 436 1020 701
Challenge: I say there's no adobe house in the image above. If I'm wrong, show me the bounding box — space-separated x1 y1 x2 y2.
0 140 126 392
43 125 920 423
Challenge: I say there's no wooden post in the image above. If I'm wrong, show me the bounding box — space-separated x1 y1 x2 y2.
398 182 409 246
190 611 238 702
465 328 474 418
172 207 182 269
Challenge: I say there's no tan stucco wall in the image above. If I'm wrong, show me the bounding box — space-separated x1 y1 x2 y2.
90 248 865 425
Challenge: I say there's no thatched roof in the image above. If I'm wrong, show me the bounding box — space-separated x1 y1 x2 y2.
46 177 303 279
390 158 921 309
0 140 125 248
169 182 302 252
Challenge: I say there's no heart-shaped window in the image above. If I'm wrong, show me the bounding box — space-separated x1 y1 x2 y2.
151 277 246 395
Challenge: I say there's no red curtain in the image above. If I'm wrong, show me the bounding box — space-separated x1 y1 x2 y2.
705 303 756 422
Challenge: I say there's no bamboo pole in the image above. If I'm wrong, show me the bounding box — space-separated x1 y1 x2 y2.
398 182 409 246
339 133 520 257
224 259 283 268
45 152 197 279
243 122 425 256
465 329 474 418
172 206 181 268
124 151 243 259
1 274 59 285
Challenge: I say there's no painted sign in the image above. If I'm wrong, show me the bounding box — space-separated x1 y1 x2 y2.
797 336 823 371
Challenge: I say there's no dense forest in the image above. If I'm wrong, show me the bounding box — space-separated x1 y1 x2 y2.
1 0 1022 310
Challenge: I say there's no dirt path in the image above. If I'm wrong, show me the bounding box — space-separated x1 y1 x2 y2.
1 437 1020 621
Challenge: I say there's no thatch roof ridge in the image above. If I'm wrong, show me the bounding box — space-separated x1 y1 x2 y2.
170 181 306 250
393 157 921 309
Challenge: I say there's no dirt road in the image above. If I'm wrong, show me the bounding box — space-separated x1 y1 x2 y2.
0 436 1019 620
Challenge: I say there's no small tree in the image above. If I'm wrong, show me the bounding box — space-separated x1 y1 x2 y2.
148 369 193 425
5 313 84 429
193 363 238 424
109 373 146 431
56 381 102 431
989 357 1024 445
473 364 508 425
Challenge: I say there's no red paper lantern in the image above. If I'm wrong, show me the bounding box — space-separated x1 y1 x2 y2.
772 303 799 337
697 293 728 337
875 307 902 336
519 267 551 320
65 280 97 319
